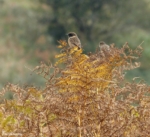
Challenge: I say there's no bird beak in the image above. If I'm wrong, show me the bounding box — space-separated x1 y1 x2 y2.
66 33 68 36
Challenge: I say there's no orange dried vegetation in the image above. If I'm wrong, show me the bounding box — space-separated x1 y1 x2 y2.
1 40 150 137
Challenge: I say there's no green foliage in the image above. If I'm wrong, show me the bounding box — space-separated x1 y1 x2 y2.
1 40 150 136
0 0 51 88
41 0 150 46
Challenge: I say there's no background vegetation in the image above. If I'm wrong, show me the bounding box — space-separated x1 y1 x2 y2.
0 0 150 91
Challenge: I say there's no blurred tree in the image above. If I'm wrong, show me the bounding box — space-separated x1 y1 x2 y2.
40 0 150 50
0 0 51 88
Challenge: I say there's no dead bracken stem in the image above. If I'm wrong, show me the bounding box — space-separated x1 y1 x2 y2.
78 105 81 137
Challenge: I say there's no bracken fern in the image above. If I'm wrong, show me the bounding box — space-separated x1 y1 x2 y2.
0 40 150 137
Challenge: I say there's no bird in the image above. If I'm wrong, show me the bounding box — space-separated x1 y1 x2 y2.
99 41 110 57
67 32 81 49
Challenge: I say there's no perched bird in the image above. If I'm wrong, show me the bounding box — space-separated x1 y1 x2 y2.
67 32 81 49
99 41 110 57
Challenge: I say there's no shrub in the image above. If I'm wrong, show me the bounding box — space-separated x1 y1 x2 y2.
0 40 150 137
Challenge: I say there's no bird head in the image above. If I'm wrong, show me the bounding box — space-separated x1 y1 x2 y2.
67 32 77 37
99 41 105 45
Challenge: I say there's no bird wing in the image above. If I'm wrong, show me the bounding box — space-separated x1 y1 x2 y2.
69 36 81 48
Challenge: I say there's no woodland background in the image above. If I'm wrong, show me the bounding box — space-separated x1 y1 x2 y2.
0 0 150 94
